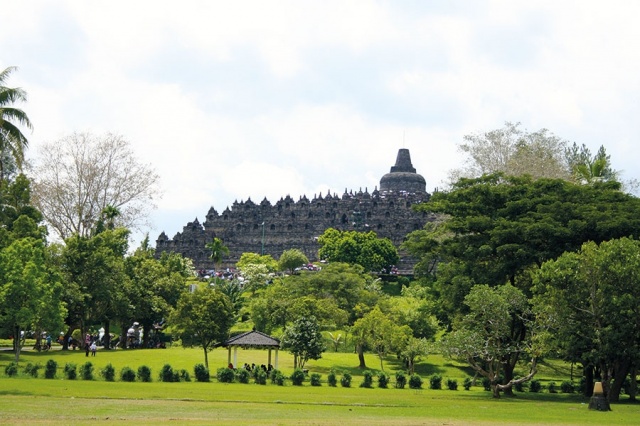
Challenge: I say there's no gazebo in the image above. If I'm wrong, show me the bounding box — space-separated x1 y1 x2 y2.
222 330 281 369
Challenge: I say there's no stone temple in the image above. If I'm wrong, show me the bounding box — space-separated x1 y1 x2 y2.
155 148 432 272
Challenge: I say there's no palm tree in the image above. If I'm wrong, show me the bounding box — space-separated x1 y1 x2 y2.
205 237 229 272
0 66 33 181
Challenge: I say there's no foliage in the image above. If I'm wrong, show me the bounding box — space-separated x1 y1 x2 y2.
44 359 57 379
340 372 352 388
310 373 322 386
395 371 407 389
560 381 575 394
547 381 558 393
4 361 18 377
446 378 458 391
327 371 337 387
159 364 176 382
254 368 267 385
137 365 152 382
400 337 430 375
213 279 244 318
64 363 77 380
317 228 399 272
80 362 94 380
566 142 617 184
281 316 326 369
278 248 308 275
194 364 210 382
236 252 278 273
377 371 390 388
463 377 472 390
360 370 373 388
170 286 235 369
24 362 41 378
237 368 251 384
409 374 423 389
179 369 191 382
101 363 115 382
216 367 235 383
120 366 136 382
290 368 306 386
30 131 160 240
529 380 542 393
429 374 442 390
205 237 229 269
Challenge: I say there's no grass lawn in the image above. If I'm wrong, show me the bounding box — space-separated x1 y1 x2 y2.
1 345 638 425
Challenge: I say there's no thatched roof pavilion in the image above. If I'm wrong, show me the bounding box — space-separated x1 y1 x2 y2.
222 330 280 369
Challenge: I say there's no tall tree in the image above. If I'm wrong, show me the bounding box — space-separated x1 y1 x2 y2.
317 228 399 273
170 286 235 368
30 132 160 240
565 143 618 185
0 66 32 182
278 248 308 275
281 316 326 370
206 237 229 272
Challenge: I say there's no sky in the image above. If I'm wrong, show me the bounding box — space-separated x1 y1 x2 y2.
2 0 639 247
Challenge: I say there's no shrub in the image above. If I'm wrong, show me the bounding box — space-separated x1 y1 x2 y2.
237 368 250 384
160 364 175 382
395 371 407 389
547 381 558 393
44 360 58 379
463 377 472 390
4 362 18 377
24 363 41 378
80 362 94 381
446 378 458 391
101 363 115 382
513 377 528 392
560 381 575 394
409 374 423 389
340 372 352 388
377 372 390 389
120 367 136 382
216 367 235 383
578 376 587 394
269 369 282 384
274 371 286 386
310 373 322 386
137 365 152 382
327 371 337 387
481 377 491 391
429 374 442 390
529 379 542 393
290 369 305 386
360 370 373 388
64 363 77 380
194 364 210 382
179 369 191 382
254 368 267 385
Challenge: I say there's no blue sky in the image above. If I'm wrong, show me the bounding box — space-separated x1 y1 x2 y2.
2 1 639 247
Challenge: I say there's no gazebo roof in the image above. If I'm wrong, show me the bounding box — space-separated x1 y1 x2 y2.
223 330 280 348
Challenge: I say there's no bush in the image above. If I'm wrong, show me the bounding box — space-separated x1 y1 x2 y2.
409 374 423 389
529 379 542 393
377 372 390 389
481 377 491 391
101 363 115 382
194 364 209 382
560 380 575 394
310 373 322 386
80 362 94 380
159 364 175 382
547 381 558 393
254 368 267 385
513 377 528 392
395 371 407 389
64 363 77 380
446 378 458 391
179 369 191 382
216 367 235 383
120 367 136 382
4 362 18 377
327 371 337 387
340 372 352 388
429 374 442 390
273 371 286 386
44 360 58 379
290 369 305 386
137 365 152 382
578 376 587 394
24 363 41 378
269 369 282 384
360 370 373 388
463 377 472 390
237 368 251 384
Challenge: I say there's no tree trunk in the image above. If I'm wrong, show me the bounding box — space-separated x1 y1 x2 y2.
502 363 515 396
584 364 594 397
357 344 366 369
14 325 21 363
630 367 637 402
143 323 152 348
491 382 501 398
609 359 631 403
120 324 128 349
204 346 209 369
103 320 111 350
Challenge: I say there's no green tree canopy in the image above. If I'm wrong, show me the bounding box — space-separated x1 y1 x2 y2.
0 66 32 181
317 228 399 273
278 248 308 275
281 316 326 370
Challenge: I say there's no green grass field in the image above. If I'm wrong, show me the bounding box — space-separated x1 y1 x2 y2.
1 345 638 425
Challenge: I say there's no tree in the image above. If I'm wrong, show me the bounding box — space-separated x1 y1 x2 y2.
170 286 235 368
533 238 640 402
440 284 540 398
281 316 326 369
351 307 411 370
317 228 399 273
278 248 308 275
206 237 229 271
0 66 32 181
401 337 430 375
236 252 278 272
30 132 160 240
566 143 618 185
